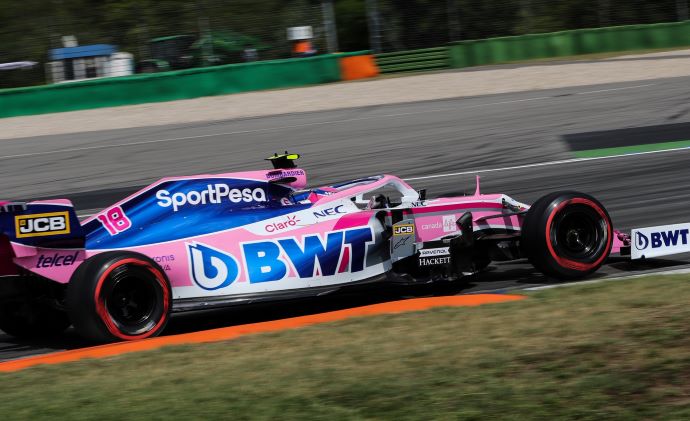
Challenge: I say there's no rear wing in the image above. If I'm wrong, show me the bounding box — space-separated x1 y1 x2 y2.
0 200 85 252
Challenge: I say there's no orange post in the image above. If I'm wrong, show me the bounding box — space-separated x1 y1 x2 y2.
339 54 380 81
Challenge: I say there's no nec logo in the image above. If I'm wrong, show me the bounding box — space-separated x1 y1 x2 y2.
635 229 689 250
313 205 346 218
15 212 71 238
393 225 414 236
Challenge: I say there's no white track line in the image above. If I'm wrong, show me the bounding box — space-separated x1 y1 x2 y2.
0 83 655 161
73 141 690 217
575 83 655 95
405 145 690 181
522 267 690 291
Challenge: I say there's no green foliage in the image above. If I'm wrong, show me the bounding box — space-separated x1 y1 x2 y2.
0 0 683 87
336 0 369 51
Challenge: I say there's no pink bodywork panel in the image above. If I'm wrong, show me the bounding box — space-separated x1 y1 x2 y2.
110 214 376 289
13 249 86 284
3 172 629 293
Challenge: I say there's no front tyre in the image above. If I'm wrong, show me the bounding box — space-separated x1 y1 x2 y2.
521 191 613 280
66 252 171 342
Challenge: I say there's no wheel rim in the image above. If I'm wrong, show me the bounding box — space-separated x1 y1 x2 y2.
550 204 607 262
99 264 167 337
106 275 156 329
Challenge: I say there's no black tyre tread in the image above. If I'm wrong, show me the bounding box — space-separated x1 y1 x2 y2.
521 191 569 276
66 251 171 343
522 191 612 280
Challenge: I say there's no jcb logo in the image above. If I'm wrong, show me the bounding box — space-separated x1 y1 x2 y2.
15 212 71 238
393 224 414 236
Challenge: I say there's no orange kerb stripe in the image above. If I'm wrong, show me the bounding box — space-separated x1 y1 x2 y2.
0 294 524 372
339 55 380 81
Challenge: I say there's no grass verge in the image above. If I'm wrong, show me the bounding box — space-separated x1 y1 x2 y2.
1 275 689 420
573 139 690 158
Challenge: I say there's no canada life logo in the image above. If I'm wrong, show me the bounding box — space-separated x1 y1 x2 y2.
157 184 267 212
442 215 457 233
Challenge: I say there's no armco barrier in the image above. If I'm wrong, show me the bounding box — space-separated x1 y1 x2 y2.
375 47 450 73
450 20 690 68
0 52 371 119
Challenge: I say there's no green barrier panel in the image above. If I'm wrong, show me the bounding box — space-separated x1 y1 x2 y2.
450 20 690 69
0 53 369 118
375 47 450 73
376 52 448 66
376 47 446 58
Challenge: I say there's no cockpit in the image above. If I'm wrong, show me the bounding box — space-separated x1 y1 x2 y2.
265 153 421 210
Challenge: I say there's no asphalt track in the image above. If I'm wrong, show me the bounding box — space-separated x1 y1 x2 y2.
3 75 690 361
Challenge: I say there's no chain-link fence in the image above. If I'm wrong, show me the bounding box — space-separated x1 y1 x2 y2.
1 0 688 89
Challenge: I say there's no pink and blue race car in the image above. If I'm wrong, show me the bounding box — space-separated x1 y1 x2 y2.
0 153 685 342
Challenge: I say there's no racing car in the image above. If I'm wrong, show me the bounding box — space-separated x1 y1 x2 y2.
0 153 681 342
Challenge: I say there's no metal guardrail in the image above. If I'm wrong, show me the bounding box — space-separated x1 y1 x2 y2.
375 47 450 73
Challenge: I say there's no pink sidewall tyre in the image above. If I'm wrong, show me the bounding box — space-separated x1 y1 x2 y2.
66 251 172 342
521 191 613 280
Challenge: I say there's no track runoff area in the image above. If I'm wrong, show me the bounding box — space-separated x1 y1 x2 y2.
3 78 690 362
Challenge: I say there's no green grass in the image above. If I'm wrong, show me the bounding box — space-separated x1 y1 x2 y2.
2 275 690 420
574 139 690 158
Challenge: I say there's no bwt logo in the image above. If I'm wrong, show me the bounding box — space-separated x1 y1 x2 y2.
156 184 267 212
188 243 240 290
187 227 373 289
635 229 689 250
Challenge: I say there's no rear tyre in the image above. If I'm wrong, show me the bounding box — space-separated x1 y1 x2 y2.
521 191 613 280
0 299 70 339
66 252 171 342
